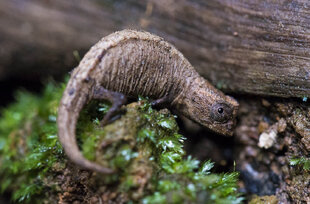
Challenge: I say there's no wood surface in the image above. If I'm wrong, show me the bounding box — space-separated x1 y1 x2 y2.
1 0 309 97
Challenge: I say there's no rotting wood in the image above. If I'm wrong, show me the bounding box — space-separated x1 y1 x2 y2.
1 0 309 98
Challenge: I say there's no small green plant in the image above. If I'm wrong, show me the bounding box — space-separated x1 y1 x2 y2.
290 157 310 171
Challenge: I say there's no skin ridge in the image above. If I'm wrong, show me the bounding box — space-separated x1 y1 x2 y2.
57 29 239 173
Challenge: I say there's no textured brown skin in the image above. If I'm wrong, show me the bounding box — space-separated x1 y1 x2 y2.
57 30 239 173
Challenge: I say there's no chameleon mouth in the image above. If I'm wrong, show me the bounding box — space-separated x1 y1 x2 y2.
226 120 234 130
227 118 238 135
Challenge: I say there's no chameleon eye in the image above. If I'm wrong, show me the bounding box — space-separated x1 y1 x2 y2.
210 103 232 123
218 107 224 114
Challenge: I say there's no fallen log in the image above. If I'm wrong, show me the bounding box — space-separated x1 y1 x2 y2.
1 0 309 98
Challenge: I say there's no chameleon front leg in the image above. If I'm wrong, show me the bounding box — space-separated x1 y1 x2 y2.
93 86 127 126
151 94 172 109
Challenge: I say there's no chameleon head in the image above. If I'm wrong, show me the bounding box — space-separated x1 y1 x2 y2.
174 78 239 136
206 95 239 136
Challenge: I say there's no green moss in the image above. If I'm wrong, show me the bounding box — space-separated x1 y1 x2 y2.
0 80 66 202
0 79 243 203
290 157 310 171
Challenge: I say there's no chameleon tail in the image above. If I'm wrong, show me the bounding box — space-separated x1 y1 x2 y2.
57 83 114 174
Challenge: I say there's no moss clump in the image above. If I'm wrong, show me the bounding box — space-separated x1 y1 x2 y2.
0 80 66 203
289 157 310 171
0 79 243 203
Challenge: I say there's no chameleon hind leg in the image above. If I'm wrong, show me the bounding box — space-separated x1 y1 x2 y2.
93 86 127 126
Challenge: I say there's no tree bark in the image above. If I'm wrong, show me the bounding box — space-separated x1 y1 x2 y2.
1 0 310 98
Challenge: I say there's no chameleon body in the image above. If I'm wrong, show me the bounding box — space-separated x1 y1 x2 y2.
57 30 239 173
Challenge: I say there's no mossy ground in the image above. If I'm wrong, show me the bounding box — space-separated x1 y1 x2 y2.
0 79 243 203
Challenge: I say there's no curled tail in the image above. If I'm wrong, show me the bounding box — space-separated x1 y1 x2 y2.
57 81 114 174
